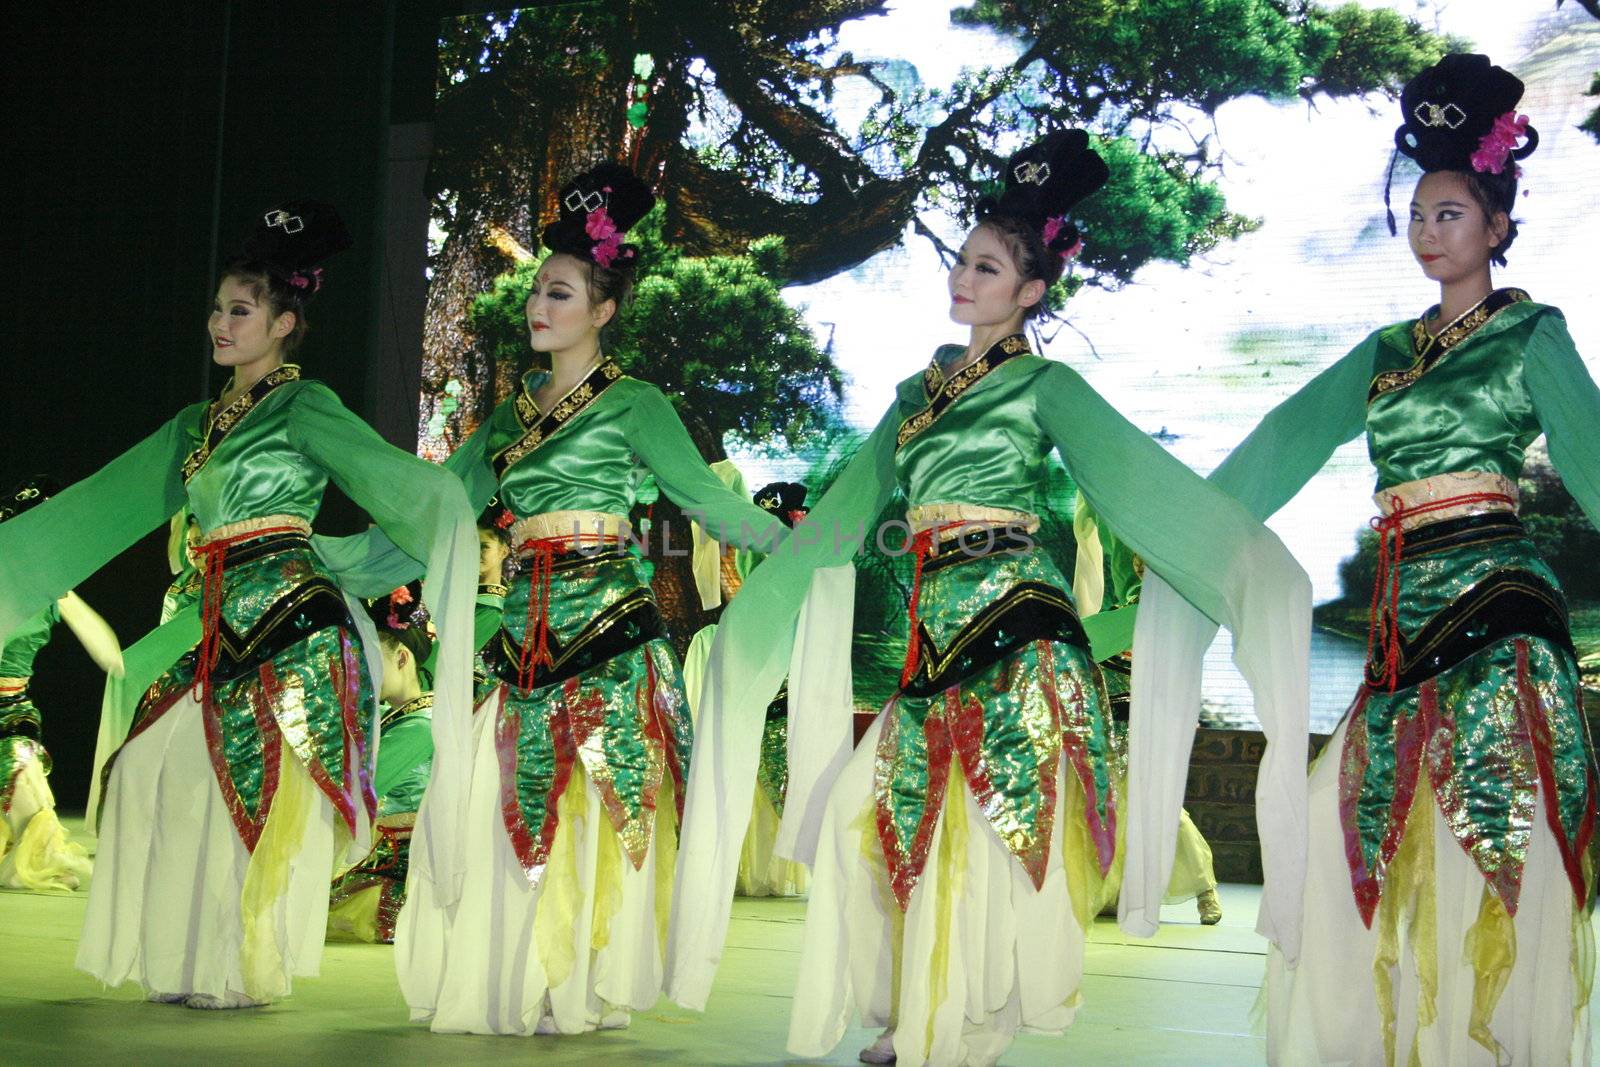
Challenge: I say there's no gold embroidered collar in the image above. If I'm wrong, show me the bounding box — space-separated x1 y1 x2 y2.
897 333 1030 449
382 691 434 729
492 358 624 477
1368 288 1529 402
182 364 301 482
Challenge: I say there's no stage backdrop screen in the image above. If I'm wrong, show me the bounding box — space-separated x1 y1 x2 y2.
420 0 1600 732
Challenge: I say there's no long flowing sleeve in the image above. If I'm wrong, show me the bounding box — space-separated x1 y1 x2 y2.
665 405 902 1010
1108 337 1375 963
0 413 191 641
624 385 789 550
311 418 498 596
288 384 478 906
1525 311 1600 529
1208 334 1377 516
1032 361 1313 960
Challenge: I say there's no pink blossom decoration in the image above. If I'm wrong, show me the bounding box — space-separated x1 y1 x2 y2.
287 267 324 293
1470 111 1530 176
389 585 414 606
586 206 623 267
1040 215 1083 262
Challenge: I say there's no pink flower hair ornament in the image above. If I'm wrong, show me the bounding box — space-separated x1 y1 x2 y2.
1470 111 1530 177
286 267 324 294
1041 215 1084 263
585 206 625 267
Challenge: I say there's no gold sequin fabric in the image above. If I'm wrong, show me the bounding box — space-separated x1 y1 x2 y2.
872 544 1115 909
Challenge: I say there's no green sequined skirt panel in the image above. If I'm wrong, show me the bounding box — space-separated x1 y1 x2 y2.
120 534 376 851
0 694 48 804
329 825 411 943
479 547 691 888
876 540 1116 910
1340 514 1596 924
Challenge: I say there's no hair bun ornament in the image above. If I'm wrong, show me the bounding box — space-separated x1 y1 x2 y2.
1384 53 1536 235
976 128 1108 251
0 475 62 523
753 482 809 529
242 198 352 297
1394 54 1538 175
539 161 655 269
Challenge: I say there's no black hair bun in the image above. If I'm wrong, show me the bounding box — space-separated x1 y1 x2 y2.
977 128 1109 246
478 497 516 542
241 199 353 297
0 475 61 523
367 581 433 665
539 161 655 268
753 482 809 528
1395 53 1538 174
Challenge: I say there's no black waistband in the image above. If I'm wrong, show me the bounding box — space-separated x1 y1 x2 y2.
1392 511 1523 559
901 580 1086 699
0 702 43 738
483 589 666 694
1367 568 1571 690
216 531 315 568
922 529 1035 576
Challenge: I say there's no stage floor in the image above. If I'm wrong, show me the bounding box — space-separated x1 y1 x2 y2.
3 822 1595 1066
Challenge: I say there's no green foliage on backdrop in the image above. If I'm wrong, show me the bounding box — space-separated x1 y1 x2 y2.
422 0 1459 450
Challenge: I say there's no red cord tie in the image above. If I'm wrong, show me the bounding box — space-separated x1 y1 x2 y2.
515 532 621 694
1366 491 1515 692
900 521 970 689
191 525 306 708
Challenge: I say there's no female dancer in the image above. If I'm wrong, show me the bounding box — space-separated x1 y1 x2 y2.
394 162 789 1035
329 585 434 943
0 477 122 890
1154 54 1596 1063
0 201 477 1009
668 129 1313 1066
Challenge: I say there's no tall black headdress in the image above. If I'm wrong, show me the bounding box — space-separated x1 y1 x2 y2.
977 128 1110 262
539 161 655 270
1384 53 1538 233
0 475 61 523
753 482 809 529
240 198 353 297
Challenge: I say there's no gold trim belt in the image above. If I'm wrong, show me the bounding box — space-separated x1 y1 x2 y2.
1375 472 1517 532
199 513 313 545
511 510 631 552
906 502 1039 545
0 676 29 694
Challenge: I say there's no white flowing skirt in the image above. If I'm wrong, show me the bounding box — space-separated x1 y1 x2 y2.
1266 715 1594 1065
77 693 348 1002
789 715 1093 1067
396 686 673 1035
737 784 808 898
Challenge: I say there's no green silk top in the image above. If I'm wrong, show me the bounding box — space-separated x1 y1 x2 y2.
374 693 434 815
895 345 1056 510
0 603 60 678
1209 294 1600 527
333 363 788 593
446 367 786 545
